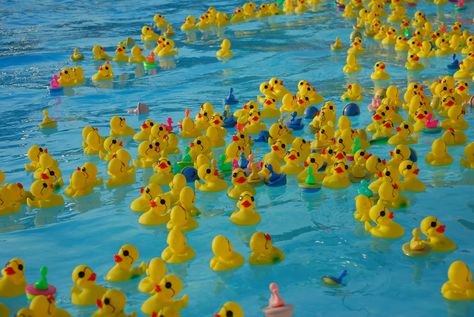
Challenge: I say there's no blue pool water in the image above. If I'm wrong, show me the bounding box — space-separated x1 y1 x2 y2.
0 0 473 316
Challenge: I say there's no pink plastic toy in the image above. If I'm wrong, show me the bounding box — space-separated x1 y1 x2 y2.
165 117 173 132
262 283 294 317
425 112 439 129
127 102 149 114
50 75 60 89
232 159 239 171
367 95 381 112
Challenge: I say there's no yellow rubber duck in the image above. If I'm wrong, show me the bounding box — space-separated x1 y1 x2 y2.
241 110 267 135
442 127 467 146
388 121 417 145
138 258 167 295
347 37 364 55
350 149 370 179
167 195 199 232
161 228 195 264
343 53 362 73
243 2 257 18
425 138 453 166
141 26 160 41
405 51 424 71
149 157 174 185
188 135 212 161
341 83 363 101
234 101 257 122
26 179 64 208
440 105 468 130
402 228 431 257
0 304 9 316
92 45 111 60
267 120 294 145
228 168 255 200
92 61 114 81
133 119 155 141
322 161 350 189
260 97 281 119
420 216 456 252
105 244 146 282
311 124 334 149
230 191 261 226
0 186 21 215
128 46 145 63
296 80 324 105
133 141 160 169
99 137 123 161
179 109 201 139
181 15 197 31
39 110 57 129
0 258 26 297
249 232 284 265
83 126 105 155
364 202 404 238
130 183 162 213
398 160 425 192
195 162 228 192
269 77 290 101
366 155 386 179
28 295 71 317
206 113 227 148
231 7 245 23
92 289 136 317
163 174 186 206
441 261 474 300
157 38 178 57
353 194 373 222
381 27 397 45
58 67 76 87
71 265 106 306
378 180 409 209
216 39 233 60
210 235 244 271
281 149 303 175
70 48 84 62
435 37 454 56
110 116 134 137
141 274 188 316
297 153 325 183
106 149 135 187
263 140 287 165
215 302 244 317
292 137 310 162
64 168 94 198
395 36 409 51
461 142 474 169
138 194 171 226
112 45 129 62
370 61 390 80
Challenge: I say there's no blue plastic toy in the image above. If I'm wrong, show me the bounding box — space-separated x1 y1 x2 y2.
304 106 319 119
321 270 347 287
238 152 249 169
265 164 287 187
287 112 304 130
447 54 460 70
342 103 360 116
224 88 239 105
254 130 270 143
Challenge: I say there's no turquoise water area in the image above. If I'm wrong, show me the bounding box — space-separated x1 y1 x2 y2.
0 0 473 316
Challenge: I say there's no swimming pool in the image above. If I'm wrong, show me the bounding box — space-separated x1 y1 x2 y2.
0 0 473 316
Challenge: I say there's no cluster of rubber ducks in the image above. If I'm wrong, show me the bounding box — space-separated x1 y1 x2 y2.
333 4 474 77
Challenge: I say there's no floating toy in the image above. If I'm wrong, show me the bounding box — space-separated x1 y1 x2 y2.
442 128 467 146
425 138 453 166
342 102 360 116
398 160 425 192
129 46 146 63
228 166 255 199
134 119 155 141
331 37 344 50
298 167 322 193
0 258 26 297
321 270 348 287
133 141 160 169
131 182 162 212
92 61 114 81
110 116 134 136
249 232 284 265
447 54 460 70
25 266 56 300
454 59 473 79
70 48 84 61
440 106 468 130
141 274 188 315
161 228 195 264
93 289 136 317
262 163 287 187
341 83 363 101
304 105 319 119
27 179 64 208
405 51 424 71
230 191 260 226
206 113 227 148
364 203 404 239
167 187 199 231
353 193 372 222
106 149 136 187
322 161 350 189
157 38 178 57
105 244 146 282
388 121 417 145
216 39 233 60
281 149 303 175
139 194 171 226
210 235 244 271
82 127 105 155
287 112 304 130
224 88 239 106
461 142 474 168
402 228 431 257
64 164 102 198
99 137 123 161
195 162 228 192
441 261 474 300
71 265 106 306
262 283 294 317
26 295 71 317
343 54 361 73
49 74 63 95
370 61 390 80
92 45 111 60
144 52 158 70
39 110 57 129
112 44 129 62
141 26 160 41
138 258 167 295
420 216 456 252
217 302 244 317
181 15 197 31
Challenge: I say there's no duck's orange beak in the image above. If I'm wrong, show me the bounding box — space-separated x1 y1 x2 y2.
88 273 97 281
114 255 122 263
437 225 446 233
4 267 15 275
242 200 251 208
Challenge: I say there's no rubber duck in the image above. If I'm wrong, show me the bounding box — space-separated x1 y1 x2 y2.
109 116 134 137
347 37 364 55
216 302 243 317
440 105 468 130
425 138 453 166
194 102 214 131
442 127 467 146
71 265 106 306
269 78 290 100
161 228 195 264
322 161 350 189
402 228 431 257
64 167 95 198
210 235 244 271
364 202 404 238
130 183 162 213
388 121 417 145
281 149 303 175
0 186 19 215
441 261 474 300
216 39 233 60
420 216 456 252
321 270 348 287
243 110 267 135
133 119 155 141
138 258 167 295
57 67 76 87
106 149 135 187
139 194 170 226
181 15 197 31
343 53 362 73
292 137 310 161
387 4 406 23
461 142 474 168
195 162 228 192
39 110 57 129
405 51 424 71
141 26 160 41
249 232 284 265
141 274 188 316
179 109 201 139
263 140 287 165
128 46 145 63
92 45 111 60
70 48 84 62
27 295 71 317
311 124 335 149
231 6 245 22
261 98 281 119
205 113 226 148
26 179 63 208
99 137 123 161
92 289 136 317
436 37 454 56
133 141 160 169
350 149 370 179
331 37 344 50
112 45 128 62
0 258 26 297
353 194 373 222
382 27 397 45
105 244 146 282
454 59 474 80
157 38 178 57
296 80 324 105
395 36 409 51
341 83 363 101
297 153 325 183
83 126 105 155
370 61 390 80
167 188 199 231
230 191 261 226
228 167 255 200
455 81 471 106
398 160 425 192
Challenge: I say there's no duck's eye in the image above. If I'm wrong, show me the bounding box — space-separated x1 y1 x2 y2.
167 160 171 165
149 144 153 149
249 105 254 109
386 171 391 176
112 140 117 144
396 149 401 154
226 311 234 317
321 129 325 133
78 271 85 278
150 122 154 126
278 125 282 129
232 173 237 177
377 158 381 163
328 149 333 154
240 134 244 139
257 111 261 116
274 80 278 84
196 140 201 145
146 27 150 30
360 151 365 156
264 85 268 89
431 221 437 227
146 188 150 193
338 139 343 143
345 165 348 169
160 199 166 205
64 70 68 74
203 112 208 116
414 84 418 89
105 66 109 70
42 183 48 188
305 97 309 101
281 144 286 148
165 282 172 288
206 168 211 174
123 250 129 256
380 211 386 217
406 164 412 169
404 124 409 129
159 126 163 131
310 158 316 163
49 171 55 176
39 147 44 152
155 142 160 147
18 264 23 270
104 298 110 305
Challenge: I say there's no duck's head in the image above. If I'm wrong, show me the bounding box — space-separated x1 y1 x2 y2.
149 194 170 215
396 36 407 45
27 145 47 162
452 21 462 33
142 25 155 36
2 258 25 281
79 162 98 182
16 308 34 317
335 134 352 153
131 46 143 57
431 138 448 156
185 15 196 24
40 165 62 183
92 45 105 55
447 261 472 288
110 116 125 131
83 126 99 142
70 169 87 189
369 203 394 225
215 302 244 317
73 66 84 79
247 110 262 124
59 67 75 81
233 6 243 15
317 125 335 142
270 139 287 157
212 235 235 258
366 155 385 175
407 51 420 64
161 38 175 50
225 140 243 161
96 289 127 315
269 121 289 139
115 148 131 165
72 265 97 288
242 100 258 113
269 77 284 89
169 204 189 227
220 38 231 50
371 109 386 122
420 216 447 237
378 181 398 202
455 81 469 95
155 274 183 300
153 13 166 24
348 83 363 97
447 105 464 120
332 161 349 176
6 182 26 202
30 295 56 316
352 37 363 47
398 160 419 178
197 163 219 182
259 82 273 96
113 244 139 268
321 101 336 113
97 61 113 78
304 153 323 169
396 121 414 136
140 183 162 201
170 173 186 193
243 1 256 12
332 148 347 162
30 180 53 199
354 149 371 164
166 228 187 252
414 108 428 121
115 45 126 55
146 258 167 283
320 146 335 162
210 113 224 128
390 144 410 161
197 102 215 121
283 149 299 164
237 191 255 210
179 186 196 208
249 231 273 253
292 137 309 154
150 123 170 141
190 136 211 156
373 61 386 72
379 165 400 183
138 141 158 159
231 168 247 186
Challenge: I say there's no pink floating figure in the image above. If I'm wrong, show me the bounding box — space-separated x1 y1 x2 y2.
367 95 381 112
127 102 149 114
50 75 60 89
262 283 294 317
164 117 173 132
425 112 439 129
